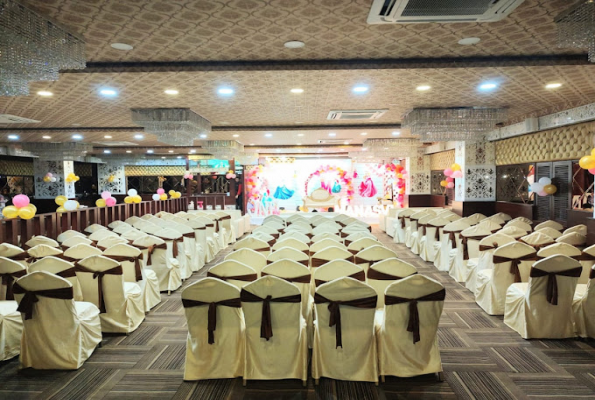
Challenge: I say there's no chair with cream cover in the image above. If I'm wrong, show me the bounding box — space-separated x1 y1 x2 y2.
272 237 309 255
192 215 220 258
286 214 307 224
56 229 86 243
102 244 161 312
120 228 147 241
407 210 432 251
241 275 308 385
520 231 555 251
341 222 371 237
312 224 340 236
29 256 83 301
0 256 27 301
557 232 587 250
344 231 376 246
207 261 257 289
279 231 311 244
125 216 141 225
534 226 562 240
504 255 581 339
368 259 417 308
108 220 131 230
498 226 528 239
309 238 347 255
234 236 271 256
164 221 202 273
112 223 135 235
63 243 103 262
310 215 330 226
485 214 506 226
182 278 244 381
215 211 236 245
384 208 399 237
204 214 226 250
475 242 536 315
147 227 191 280
141 214 157 220
61 236 93 250
464 233 517 295
354 245 398 272
311 232 342 243
434 219 471 272
477 219 502 233
578 244 595 285
312 260 365 288
465 213 487 226
181 217 208 265
449 225 493 283
347 237 380 256
312 277 378 383
492 212 512 222
537 242 584 280
504 219 532 233
263 215 285 225
24 235 59 249
564 224 587 236
75 255 144 333
251 231 276 247
96 235 129 251
84 223 107 235
534 220 564 231
284 223 312 236
225 248 267 276
572 266 595 338
133 219 159 232
0 243 31 268
253 224 280 239
442 213 461 222
25 244 63 264
14 271 102 369
267 247 309 267
0 256 25 360
132 235 181 293
311 246 353 269
377 275 445 380
262 220 285 233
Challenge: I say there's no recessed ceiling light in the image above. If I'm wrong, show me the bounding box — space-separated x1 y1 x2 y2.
189 150 196 154
103 149 111 154
265 133 272 138
164 89 179 95
329 132 336 137
42 135 51 139
147 149 154 154
199 134 207 138
111 43 133 51
295 121 303 124
126 150 132 153
168 150 174 153
37 91 53 97
134 134 144 139
298 149 302 152
343 141 349 145
217 87 234 95
276 149 281 152
297 133 304 137
290 88 304 94
104 135 112 139
99 88 118 97
297 143 302 145
232 134 239 138
177 156 182 159
284 40 305 49
392 131 401 136
416 85 431 91
7 134 19 140
353 85 369 93
161 156 166 159
72 134 83 140
249 143 255 146
546 83 562 89
458 37 481 45
72 123 81 127
361 132 368 136
479 82 498 91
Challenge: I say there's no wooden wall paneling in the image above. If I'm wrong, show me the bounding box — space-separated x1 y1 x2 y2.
552 160 572 226
495 202 534 221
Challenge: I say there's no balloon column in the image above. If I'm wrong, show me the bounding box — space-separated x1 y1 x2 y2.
55 195 79 212
124 189 143 204
579 149 595 175
42 172 57 183
96 191 117 207
65 172 80 183
225 170 237 180
530 177 557 197
304 165 355 202
441 163 463 190
2 194 36 220
386 163 407 208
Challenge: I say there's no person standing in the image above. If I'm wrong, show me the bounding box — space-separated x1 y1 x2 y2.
235 176 243 212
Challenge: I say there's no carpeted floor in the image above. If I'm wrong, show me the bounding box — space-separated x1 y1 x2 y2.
2 227 595 399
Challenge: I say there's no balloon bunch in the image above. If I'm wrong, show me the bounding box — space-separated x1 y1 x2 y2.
42 172 57 183
579 149 595 175
390 164 407 207
169 190 182 199
55 195 79 212
124 189 142 204
2 194 36 220
305 165 356 202
152 188 168 201
183 171 194 180
65 172 80 183
530 177 557 196
96 191 117 207
441 163 463 189
225 170 237 180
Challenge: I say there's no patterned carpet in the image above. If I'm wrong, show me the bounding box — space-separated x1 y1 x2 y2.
2 227 595 399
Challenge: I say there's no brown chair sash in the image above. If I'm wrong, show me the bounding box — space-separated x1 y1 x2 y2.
418 223 428 236
240 289 302 340
479 242 500 252
74 263 123 313
220 215 232 220
105 254 144 281
315 270 365 287
313 293 377 348
267 239 276 246
367 269 417 281
13 283 74 320
266 259 309 267
311 256 352 268
493 254 537 283
306 233 314 239
354 256 383 267
207 271 258 282
1 269 26 300
348 248 360 255
182 297 241 344
443 229 462 249
205 223 215 228
529 266 582 305
56 267 77 279
145 243 168 266
575 253 595 261
250 246 270 253
428 226 441 241
384 288 446 344
196 226 206 230
340 232 348 238
460 234 489 261
270 233 280 239
398 216 407 229
261 272 311 283
183 232 196 239
215 219 220 232
337 221 346 227
590 268 595 280
520 239 555 251
8 251 29 261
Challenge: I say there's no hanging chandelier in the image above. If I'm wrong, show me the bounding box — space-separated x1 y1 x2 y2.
235 151 259 165
23 142 93 160
402 107 507 142
348 152 388 163
131 108 211 146
363 138 420 158
203 140 244 159
555 0 595 62
0 0 86 96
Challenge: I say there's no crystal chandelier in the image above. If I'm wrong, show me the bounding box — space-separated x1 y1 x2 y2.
363 138 420 158
235 152 259 165
203 140 244 159
0 0 86 96
348 152 388 163
23 142 93 160
131 108 211 146
556 0 595 62
402 107 507 142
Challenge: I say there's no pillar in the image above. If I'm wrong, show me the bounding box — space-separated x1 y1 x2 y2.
406 148 431 196
33 159 76 199
97 163 126 194
453 140 496 215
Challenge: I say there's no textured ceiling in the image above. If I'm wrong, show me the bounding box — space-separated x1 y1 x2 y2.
21 0 579 62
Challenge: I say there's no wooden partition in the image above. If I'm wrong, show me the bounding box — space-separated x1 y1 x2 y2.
0 197 187 246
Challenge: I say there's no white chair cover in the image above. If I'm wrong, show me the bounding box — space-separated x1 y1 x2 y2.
267 247 309 266
449 225 493 283
367 258 417 308
96 236 129 250
498 226 528 239
56 229 85 243
107 220 130 230
208 260 257 289
313 261 364 288
504 220 532 233
279 231 311 244
535 226 563 239
61 236 93 249
557 232 587 249
434 219 471 272
534 220 564 231
578 244 595 285
29 256 84 301
354 245 398 272
465 213 487 225
0 256 27 301
312 224 340 236
272 238 310 254
182 278 244 380
63 243 103 261
509 216 533 225
263 215 285 225
485 215 506 226
225 248 267 276
132 235 181 293
309 238 347 254
383 208 398 237
120 228 147 241
408 211 431 251
311 232 342 243
125 216 141 225
464 233 516 295
165 221 202 273
25 235 59 249
311 246 354 269
492 212 512 222
564 224 587 236
234 237 270 256
0 300 21 361
344 231 376 245
520 231 556 250
477 219 502 233
504 255 581 339
419 217 448 263
347 237 380 256
572 266 595 338
215 211 236 245
26 244 63 262
85 223 109 235
14 271 101 369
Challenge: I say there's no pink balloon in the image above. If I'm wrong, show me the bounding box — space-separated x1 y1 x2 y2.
101 191 111 200
444 168 453 177
537 190 547 197
589 168 595 175
451 170 463 178
46 173 53 178
157 188 165 195
12 194 29 208
446 182 455 189
446 177 454 183
397 194 404 201
106 197 117 207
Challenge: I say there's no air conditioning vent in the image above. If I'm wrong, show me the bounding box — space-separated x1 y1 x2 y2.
0 114 40 124
367 0 525 24
327 109 388 120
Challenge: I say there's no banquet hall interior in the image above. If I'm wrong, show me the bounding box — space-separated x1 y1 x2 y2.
2 0 595 398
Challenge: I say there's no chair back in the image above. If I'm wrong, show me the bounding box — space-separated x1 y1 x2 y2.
224 248 267 275
29 256 81 300
556 232 587 248
120 228 147 241
56 229 85 243
234 237 270 255
75 255 125 313
284 223 312 235
208 260 257 288
313 261 364 287
534 220 564 231
460 225 494 260
112 223 134 234
263 215 285 225
0 256 27 300
368 258 417 307
262 260 311 317
251 231 275 246
311 232 342 243
84 223 107 234
485 215 506 226
344 231 376 246
528 255 581 308
477 219 502 233
64 243 102 260
108 220 130 230
492 242 536 284
535 226 562 239
309 238 347 254
492 212 512 222
312 224 340 236
347 237 379 255
61 236 93 249
311 246 353 268
465 213 487 225
354 245 397 271
498 226 528 239
267 247 309 266
25 235 59 249
564 224 587 236
521 231 556 250
504 220 532 233
272 238 309 253
102 244 144 283
27 244 63 261
88 228 117 241
96 236 129 250
125 216 141 225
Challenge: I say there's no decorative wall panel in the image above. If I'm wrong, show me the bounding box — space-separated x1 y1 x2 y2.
496 164 533 203
465 167 496 201
409 172 430 194
74 162 93 177
0 159 33 176
430 150 455 171
125 166 186 176
98 163 126 194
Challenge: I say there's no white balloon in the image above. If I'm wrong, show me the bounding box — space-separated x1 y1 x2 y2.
127 189 138 196
152 194 160 201
50 177 57 182
531 183 543 192
538 177 551 185
64 200 78 211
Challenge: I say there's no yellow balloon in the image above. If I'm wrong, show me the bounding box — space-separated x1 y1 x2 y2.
107 175 115 183
133 195 142 204
168 190 175 196
124 196 133 204
18 207 35 220
56 206 66 212
579 155 595 170
27 204 37 214
96 199 106 207
43 176 51 182
440 180 448 187
451 163 461 172
160 194 168 200
55 195 67 206
591 148 595 157
2 206 18 219
543 184 557 195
